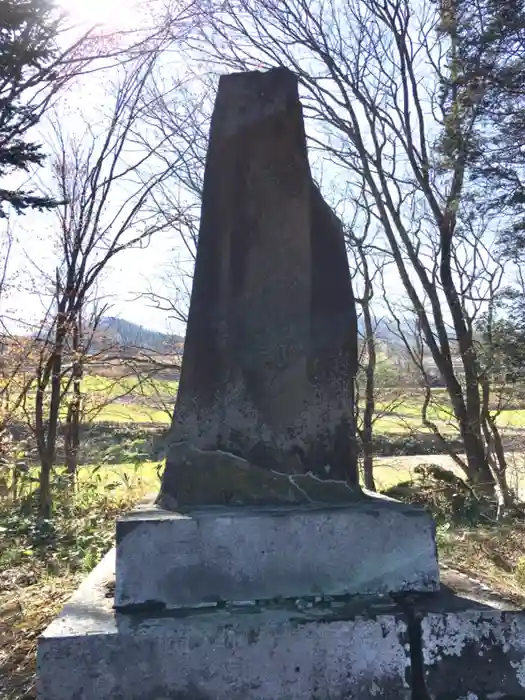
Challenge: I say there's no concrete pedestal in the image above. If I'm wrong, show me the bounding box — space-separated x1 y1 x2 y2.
115 495 439 609
38 550 411 700
37 551 525 700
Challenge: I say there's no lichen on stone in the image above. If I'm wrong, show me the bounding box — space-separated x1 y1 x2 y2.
156 443 362 509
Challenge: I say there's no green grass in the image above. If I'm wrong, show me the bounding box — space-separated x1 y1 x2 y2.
82 374 179 400
1 460 161 571
81 374 176 423
371 412 458 434
76 460 161 495
7 371 525 435
2 372 177 424
369 391 525 434
495 409 525 428
92 402 170 424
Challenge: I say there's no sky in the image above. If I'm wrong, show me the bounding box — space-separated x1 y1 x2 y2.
2 0 505 344
58 0 136 32
0 0 431 341
1 0 188 336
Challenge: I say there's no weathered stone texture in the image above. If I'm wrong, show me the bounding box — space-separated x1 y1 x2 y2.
38 550 411 700
421 609 525 699
157 443 362 509
115 495 439 610
38 551 525 700
159 67 358 507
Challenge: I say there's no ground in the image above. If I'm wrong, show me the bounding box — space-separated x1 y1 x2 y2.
1 378 525 699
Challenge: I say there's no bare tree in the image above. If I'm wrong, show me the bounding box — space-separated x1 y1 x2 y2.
137 72 212 324
186 0 517 495
380 206 511 504
29 42 195 516
343 191 383 491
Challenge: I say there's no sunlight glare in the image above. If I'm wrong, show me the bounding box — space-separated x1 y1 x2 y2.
58 0 139 31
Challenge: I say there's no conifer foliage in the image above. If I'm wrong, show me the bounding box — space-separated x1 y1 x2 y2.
0 0 76 216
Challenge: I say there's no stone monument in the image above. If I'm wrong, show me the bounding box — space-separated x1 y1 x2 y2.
37 68 525 700
113 66 438 611
158 67 359 508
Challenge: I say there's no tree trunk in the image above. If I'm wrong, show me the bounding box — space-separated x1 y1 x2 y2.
65 319 82 482
38 453 52 519
64 401 80 480
362 445 376 491
439 364 496 491
459 423 496 490
356 241 376 491
489 420 512 507
480 375 512 508
34 310 67 517
361 353 376 491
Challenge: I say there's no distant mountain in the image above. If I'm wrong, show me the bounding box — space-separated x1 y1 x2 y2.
357 316 407 346
98 316 401 354
95 317 183 353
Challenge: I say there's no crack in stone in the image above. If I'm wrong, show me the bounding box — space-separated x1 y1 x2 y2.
394 596 431 700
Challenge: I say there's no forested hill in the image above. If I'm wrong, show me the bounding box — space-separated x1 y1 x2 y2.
96 317 183 353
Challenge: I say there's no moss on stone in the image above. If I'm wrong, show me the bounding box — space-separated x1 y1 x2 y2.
156 443 361 509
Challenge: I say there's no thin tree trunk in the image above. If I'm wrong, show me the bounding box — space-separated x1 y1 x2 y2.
65 318 82 481
362 444 375 491
480 375 512 508
440 369 495 490
39 453 53 519
35 306 67 517
459 426 495 490
361 310 376 492
64 401 80 479
489 420 512 506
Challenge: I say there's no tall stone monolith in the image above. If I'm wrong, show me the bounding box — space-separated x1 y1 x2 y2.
158 67 359 508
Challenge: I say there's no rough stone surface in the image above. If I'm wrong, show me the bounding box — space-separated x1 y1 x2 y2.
157 443 361 509
159 66 359 508
38 550 411 700
421 606 525 699
115 494 439 609
38 553 525 700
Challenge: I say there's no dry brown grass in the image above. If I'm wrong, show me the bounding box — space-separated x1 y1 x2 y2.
0 473 149 700
0 573 80 700
438 521 525 606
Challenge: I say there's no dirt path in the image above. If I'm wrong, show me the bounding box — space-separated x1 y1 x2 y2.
372 453 525 499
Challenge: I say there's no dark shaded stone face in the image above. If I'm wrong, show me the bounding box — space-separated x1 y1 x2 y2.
157 444 363 510
158 67 359 508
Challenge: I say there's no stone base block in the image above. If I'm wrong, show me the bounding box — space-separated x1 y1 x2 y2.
421 603 525 699
37 552 525 700
115 495 439 609
37 550 411 700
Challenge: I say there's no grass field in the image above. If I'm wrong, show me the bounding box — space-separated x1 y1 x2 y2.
7 372 525 434
92 403 170 423
75 376 525 436
84 377 525 432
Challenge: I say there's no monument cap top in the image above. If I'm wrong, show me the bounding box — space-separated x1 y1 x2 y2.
214 66 300 137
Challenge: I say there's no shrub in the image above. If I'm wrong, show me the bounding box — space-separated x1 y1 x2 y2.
516 557 525 587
